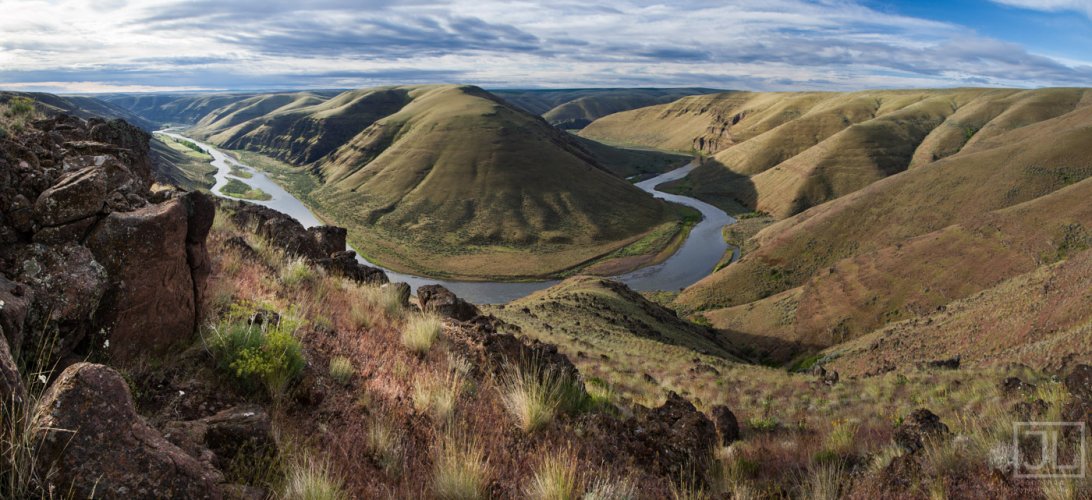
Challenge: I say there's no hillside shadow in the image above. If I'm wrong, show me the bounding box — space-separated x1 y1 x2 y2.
660 157 758 215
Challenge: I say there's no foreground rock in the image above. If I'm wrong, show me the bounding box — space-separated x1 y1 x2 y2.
32 363 223 498
1 114 212 366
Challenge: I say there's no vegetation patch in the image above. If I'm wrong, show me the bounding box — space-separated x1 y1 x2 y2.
220 178 273 201
207 303 306 397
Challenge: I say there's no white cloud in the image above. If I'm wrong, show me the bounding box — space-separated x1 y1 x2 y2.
990 0 1092 19
0 0 1089 91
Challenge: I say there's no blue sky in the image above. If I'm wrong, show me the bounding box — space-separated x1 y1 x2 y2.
0 0 1089 93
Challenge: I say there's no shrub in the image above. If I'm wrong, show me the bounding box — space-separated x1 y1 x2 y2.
208 309 305 397
525 450 580 500
282 458 345 500
499 360 587 433
402 314 442 355
366 414 405 477
432 434 489 500
7 97 34 116
329 356 353 385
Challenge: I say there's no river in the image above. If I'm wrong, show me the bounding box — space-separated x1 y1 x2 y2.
158 132 735 304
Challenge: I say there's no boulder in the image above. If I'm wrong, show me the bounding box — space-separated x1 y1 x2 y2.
87 199 197 364
1063 364 1092 402
711 405 740 445
33 165 107 226
229 203 323 259
164 406 275 470
894 408 949 453
307 225 346 256
183 192 215 322
224 236 260 261
417 284 480 321
313 250 388 285
0 276 32 351
32 363 222 498
14 243 107 359
579 392 717 480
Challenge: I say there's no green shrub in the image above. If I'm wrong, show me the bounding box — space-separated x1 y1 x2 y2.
208 309 305 398
7 97 34 116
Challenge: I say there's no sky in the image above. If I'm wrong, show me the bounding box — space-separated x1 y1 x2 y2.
0 0 1090 93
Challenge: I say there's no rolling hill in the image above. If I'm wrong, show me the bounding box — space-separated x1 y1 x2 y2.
485 276 747 404
163 85 685 279
492 88 722 129
668 91 1092 363
582 88 1090 217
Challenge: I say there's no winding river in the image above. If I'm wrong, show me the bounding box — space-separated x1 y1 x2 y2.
159 132 735 304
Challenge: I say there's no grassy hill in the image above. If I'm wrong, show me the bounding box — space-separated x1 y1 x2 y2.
486 276 748 404
822 246 1092 378
1 91 157 130
100 91 344 126
177 85 684 279
492 88 722 129
673 94 1092 363
583 89 1090 217
149 135 216 191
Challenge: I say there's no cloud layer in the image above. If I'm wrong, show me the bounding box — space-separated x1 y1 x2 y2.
1 0 1090 92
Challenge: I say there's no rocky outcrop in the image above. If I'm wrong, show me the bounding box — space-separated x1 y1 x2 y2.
314 250 388 285
894 408 949 453
418 284 480 321
32 363 223 499
227 202 387 285
579 392 717 480
0 114 211 366
382 282 411 308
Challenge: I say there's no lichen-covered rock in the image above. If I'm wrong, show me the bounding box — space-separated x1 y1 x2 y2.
32 363 222 499
32 165 107 226
87 199 197 364
164 406 275 471
14 243 107 359
418 284 480 321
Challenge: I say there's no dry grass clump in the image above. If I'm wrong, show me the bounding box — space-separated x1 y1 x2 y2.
0 97 38 136
800 462 848 500
328 356 353 385
431 433 490 500
365 413 405 477
280 256 317 288
412 370 464 422
582 474 637 500
282 457 346 500
402 313 442 355
499 361 586 433
525 450 581 500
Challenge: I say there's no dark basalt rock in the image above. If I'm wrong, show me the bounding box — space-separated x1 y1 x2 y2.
1064 364 1092 402
0 338 24 405
307 225 346 256
1000 376 1036 395
0 276 32 351
313 250 388 285
32 363 223 499
894 408 949 453
382 282 412 307
33 165 108 226
418 284 480 321
711 404 740 445
164 406 275 472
